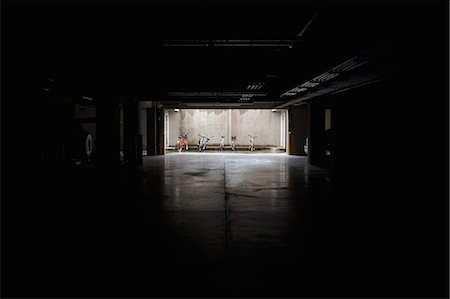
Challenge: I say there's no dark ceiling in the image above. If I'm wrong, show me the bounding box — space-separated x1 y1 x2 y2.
4 1 445 107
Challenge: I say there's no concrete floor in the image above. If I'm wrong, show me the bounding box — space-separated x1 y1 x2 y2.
140 152 330 254
134 153 333 297
6 152 445 298
110 152 444 298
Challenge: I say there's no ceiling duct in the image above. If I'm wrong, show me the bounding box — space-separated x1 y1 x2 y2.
164 39 295 48
281 43 389 98
168 92 267 98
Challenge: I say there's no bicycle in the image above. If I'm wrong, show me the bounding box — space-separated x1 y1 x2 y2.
248 135 257 152
231 136 237 151
218 132 228 151
198 134 211 152
176 131 189 152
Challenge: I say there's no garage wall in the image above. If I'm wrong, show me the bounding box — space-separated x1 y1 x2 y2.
289 105 309 155
139 107 147 151
74 104 97 142
167 109 284 146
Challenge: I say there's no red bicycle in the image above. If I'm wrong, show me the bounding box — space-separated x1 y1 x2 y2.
176 132 189 152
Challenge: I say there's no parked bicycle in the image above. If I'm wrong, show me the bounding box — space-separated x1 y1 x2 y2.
198 134 211 152
176 131 189 152
218 132 228 151
248 135 257 152
231 136 237 151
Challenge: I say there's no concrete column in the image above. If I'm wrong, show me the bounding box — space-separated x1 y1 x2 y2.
228 109 232 145
146 102 157 156
288 105 309 155
40 96 74 174
124 99 139 168
137 134 143 165
330 99 339 176
139 104 148 154
308 101 326 166
95 96 120 170
157 106 164 155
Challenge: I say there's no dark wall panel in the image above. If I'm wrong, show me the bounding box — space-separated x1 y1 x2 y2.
146 107 156 156
308 101 327 167
288 105 309 155
328 77 448 298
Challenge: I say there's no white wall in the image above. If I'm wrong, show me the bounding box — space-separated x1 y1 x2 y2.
167 109 285 147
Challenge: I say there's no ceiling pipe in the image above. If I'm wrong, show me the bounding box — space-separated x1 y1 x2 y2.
297 11 319 38
168 92 268 97
164 39 295 47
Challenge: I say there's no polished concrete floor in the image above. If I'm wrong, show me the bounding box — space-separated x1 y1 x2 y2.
5 152 446 298
134 153 334 297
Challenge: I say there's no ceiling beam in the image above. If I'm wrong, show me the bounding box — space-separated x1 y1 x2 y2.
168 91 268 97
164 39 295 47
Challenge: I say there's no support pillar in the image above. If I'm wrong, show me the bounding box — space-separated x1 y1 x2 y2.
288 105 309 155
124 98 139 168
95 96 120 171
308 101 326 167
146 102 158 156
157 106 164 155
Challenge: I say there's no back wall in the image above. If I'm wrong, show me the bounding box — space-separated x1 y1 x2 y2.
166 109 285 147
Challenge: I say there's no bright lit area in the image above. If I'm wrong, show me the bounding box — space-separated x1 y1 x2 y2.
140 107 288 154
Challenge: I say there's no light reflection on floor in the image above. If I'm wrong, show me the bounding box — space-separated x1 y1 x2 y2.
135 153 333 296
